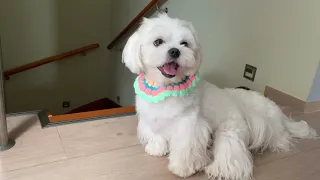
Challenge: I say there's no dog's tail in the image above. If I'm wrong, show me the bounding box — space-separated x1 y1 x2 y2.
264 115 318 152
228 89 318 152
283 118 318 139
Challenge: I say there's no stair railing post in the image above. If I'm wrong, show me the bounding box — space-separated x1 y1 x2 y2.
0 37 15 151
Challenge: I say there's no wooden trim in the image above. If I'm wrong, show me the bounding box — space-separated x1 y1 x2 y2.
49 106 136 123
107 0 167 50
264 86 320 114
264 86 306 111
304 101 320 113
4 43 99 77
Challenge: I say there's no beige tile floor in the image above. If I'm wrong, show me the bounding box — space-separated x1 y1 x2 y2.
0 107 320 180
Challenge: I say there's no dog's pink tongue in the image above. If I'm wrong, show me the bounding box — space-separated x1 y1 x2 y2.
163 63 177 75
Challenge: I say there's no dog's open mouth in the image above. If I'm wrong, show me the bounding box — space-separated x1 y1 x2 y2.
157 61 179 78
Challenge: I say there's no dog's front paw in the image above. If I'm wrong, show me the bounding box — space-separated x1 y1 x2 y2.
145 138 168 157
168 162 196 178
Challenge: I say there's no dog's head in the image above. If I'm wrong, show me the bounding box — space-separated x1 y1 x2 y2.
122 13 201 85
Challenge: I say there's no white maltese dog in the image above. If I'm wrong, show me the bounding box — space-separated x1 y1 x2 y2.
122 13 318 180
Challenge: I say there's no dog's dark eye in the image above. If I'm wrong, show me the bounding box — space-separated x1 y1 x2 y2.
154 39 164 47
180 41 189 47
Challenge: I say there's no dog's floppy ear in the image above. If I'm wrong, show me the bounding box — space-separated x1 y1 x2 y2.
122 30 143 74
185 22 202 76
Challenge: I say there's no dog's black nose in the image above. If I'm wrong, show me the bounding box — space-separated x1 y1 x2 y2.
168 48 180 59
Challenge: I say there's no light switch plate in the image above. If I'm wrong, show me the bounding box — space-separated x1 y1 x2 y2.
243 64 257 81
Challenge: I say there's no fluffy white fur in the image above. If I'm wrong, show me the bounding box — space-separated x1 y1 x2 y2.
122 13 318 180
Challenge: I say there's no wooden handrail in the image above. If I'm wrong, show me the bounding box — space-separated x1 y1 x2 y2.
49 106 136 123
4 43 99 78
107 0 167 50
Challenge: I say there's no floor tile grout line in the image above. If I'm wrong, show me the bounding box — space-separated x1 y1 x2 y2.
0 127 68 173
65 144 141 160
0 117 68 174
254 151 300 167
0 158 68 174
2 143 317 174
56 126 69 159
0 144 141 174
255 147 320 167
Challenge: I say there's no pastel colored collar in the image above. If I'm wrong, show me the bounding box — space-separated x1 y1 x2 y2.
134 73 200 103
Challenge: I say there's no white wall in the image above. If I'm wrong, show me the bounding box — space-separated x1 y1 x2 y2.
246 0 320 101
0 0 113 114
109 0 320 105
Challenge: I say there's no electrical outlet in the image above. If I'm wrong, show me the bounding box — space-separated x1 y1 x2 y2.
243 64 257 81
62 101 70 108
116 96 121 104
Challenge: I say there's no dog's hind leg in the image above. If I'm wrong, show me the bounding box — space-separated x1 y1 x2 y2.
205 114 253 180
168 116 211 178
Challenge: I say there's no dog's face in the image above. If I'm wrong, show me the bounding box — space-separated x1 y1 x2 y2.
122 14 201 85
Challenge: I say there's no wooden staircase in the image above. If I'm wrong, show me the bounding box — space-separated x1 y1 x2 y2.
66 98 121 114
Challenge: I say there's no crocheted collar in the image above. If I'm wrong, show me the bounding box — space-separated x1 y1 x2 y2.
134 72 200 103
